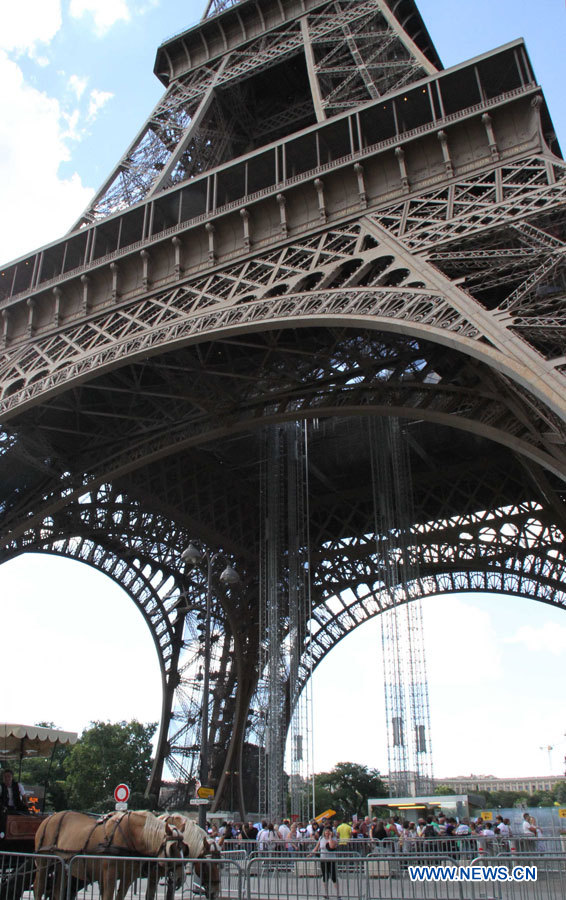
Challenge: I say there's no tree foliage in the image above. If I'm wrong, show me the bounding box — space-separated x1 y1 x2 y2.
15 723 70 811
434 785 455 796
64 720 156 812
315 762 387 817
553 780 566 804
21 751 71 811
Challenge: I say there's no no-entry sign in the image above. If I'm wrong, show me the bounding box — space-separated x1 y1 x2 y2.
114 784 130 803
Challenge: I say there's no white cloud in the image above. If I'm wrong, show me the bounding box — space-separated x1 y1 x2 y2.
0 0 62 55
0 51 93 264
69 73 88 100
87 88 113 120
504 621 566 655
69 0 131 34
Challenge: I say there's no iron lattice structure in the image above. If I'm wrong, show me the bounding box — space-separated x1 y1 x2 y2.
369 417 434 798
1 0 566 813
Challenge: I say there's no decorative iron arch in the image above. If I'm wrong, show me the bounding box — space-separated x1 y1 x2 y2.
5 455 565 811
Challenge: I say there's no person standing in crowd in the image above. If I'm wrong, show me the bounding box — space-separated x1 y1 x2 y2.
494 815 510 852
402 821 417 856
416 818 427 839
336 818 352 852
240 821 258 855
256 821 271 851
370 818 387 852
521 811 537 850
278 818 291 846
310 825 341 899
286 821 299 852
478 819 496 855
298 821 309 849
529 815 545 852
307 818 320 840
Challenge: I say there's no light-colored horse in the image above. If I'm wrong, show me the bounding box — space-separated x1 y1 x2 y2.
115 813 220 900
34 810 184 900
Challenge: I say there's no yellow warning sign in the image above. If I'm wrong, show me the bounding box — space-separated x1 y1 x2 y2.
315 809 336 823
197 786 215 799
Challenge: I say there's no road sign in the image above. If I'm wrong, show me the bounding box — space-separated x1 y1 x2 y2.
115 801 128 811
114 784 130 803
197 786 215 799
558 808 566 818
190 798 210 805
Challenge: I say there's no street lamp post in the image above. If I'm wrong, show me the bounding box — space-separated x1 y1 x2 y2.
181 543 239 829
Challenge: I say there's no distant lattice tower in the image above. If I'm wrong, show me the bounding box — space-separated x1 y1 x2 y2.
1 0 566 816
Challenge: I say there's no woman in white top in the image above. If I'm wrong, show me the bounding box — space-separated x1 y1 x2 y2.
311 826 341 899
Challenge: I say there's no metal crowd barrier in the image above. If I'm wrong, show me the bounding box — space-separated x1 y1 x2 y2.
3 846 566 900
64 854 244 900
223 834 566 858
244 852 566 900
0 850 243 900
0 851 66 900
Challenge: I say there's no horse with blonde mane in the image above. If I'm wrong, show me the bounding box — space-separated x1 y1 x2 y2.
34 810 185 900
160 813 221 900
115 813 221 900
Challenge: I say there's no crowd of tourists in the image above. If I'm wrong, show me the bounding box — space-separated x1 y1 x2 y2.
204 812 548 900
208 810 548 854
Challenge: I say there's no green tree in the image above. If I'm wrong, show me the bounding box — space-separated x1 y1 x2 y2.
64 720 156 812
312 778 336 816
552 781 566 804
315 762 387 818
434 785 455 796
21 751 71 811
484 790 529 808
529 790 555 808
16 723 71 811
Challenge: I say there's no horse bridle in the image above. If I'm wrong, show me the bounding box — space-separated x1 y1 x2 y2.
191 837 220 898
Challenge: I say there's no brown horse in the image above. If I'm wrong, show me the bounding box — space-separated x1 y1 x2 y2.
160 814 221 900
115 813 221 900
34 810 184 900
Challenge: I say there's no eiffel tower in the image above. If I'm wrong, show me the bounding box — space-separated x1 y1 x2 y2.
1 0 565 816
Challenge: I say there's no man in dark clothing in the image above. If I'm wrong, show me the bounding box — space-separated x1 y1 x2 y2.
1 769 28 813
241 821 258 855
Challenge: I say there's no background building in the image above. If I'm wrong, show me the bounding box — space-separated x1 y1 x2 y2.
435 775 563 794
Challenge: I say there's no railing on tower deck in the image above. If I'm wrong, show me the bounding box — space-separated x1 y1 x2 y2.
0 41 542 308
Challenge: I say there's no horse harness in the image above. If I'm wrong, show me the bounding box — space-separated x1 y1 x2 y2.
36 811 179 858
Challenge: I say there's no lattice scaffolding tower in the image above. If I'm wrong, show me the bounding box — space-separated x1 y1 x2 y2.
369 418 434 798
258 423 312 820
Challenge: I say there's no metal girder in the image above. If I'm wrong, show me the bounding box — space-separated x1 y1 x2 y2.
70 0 436 223
3 428 565 811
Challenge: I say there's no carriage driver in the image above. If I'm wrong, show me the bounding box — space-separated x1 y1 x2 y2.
1 769 28 813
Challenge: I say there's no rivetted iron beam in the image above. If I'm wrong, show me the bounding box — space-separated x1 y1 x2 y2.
0 42 541 310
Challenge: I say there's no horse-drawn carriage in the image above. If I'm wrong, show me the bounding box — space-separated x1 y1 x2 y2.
1 724 78 900
1 725 221 900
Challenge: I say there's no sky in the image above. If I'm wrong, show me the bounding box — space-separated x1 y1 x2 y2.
1 0 566 783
